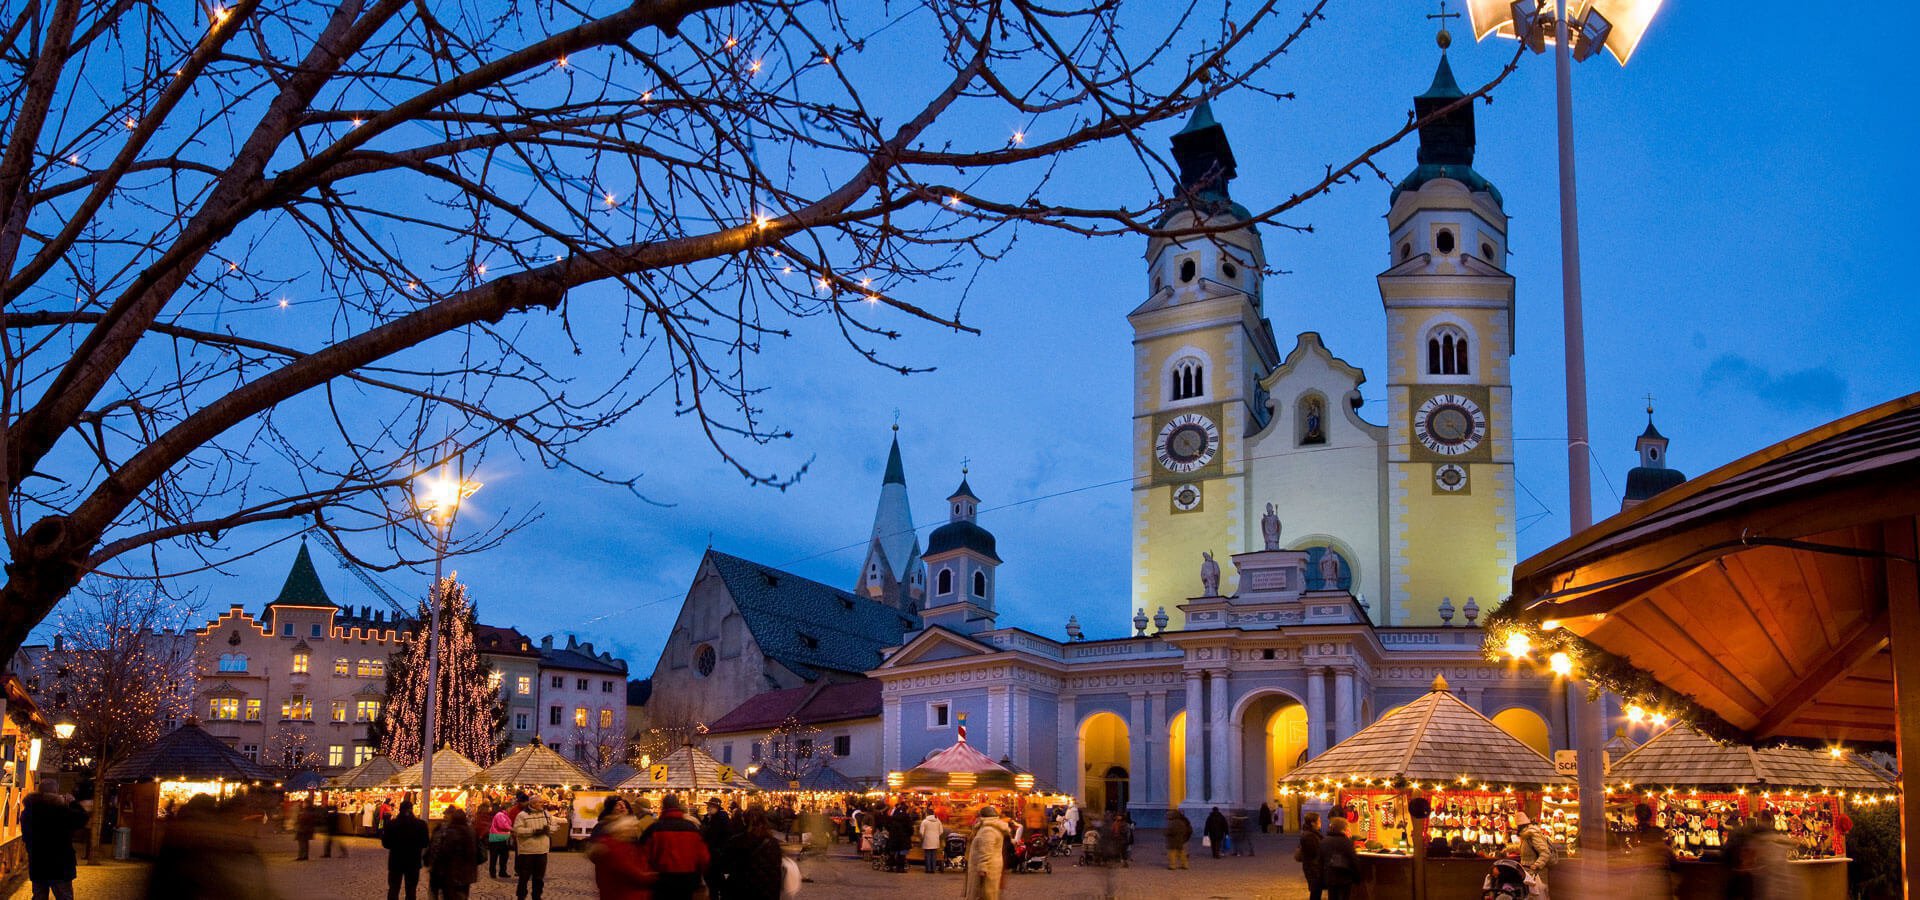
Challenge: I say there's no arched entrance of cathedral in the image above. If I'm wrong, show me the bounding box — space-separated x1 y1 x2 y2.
1491 707 1551 758
1078 712 1130 814
1236 691 1309 828
1167 711 1188 808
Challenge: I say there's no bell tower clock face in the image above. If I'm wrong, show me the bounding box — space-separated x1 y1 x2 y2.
1155 413 1221 474
1413 392 1488 458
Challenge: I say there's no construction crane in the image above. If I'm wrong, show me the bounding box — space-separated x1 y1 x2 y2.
311 531 413 618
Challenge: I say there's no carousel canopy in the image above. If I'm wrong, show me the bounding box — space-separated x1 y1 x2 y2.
1285 675 1568 788
1607 725 1896 792
895 735 1033 791
330 755 400 789
104 721 275 784
468 741 598 788
616 745 756 792
387 748 481 788
749 764 860 793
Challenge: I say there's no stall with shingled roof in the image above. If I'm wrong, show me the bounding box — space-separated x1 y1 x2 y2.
103 720 278 855
386 748 481 820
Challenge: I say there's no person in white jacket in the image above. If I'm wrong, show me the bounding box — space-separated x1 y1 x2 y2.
918 811 945 873
965 808 1014 900
1062 806 1080 844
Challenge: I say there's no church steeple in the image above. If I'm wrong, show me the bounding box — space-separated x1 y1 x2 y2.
1394 52 1501 207
1623 401 1687 511
856 426 924 610
1170 100 1238 202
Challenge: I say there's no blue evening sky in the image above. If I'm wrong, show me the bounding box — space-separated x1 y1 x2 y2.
85 5 1917 677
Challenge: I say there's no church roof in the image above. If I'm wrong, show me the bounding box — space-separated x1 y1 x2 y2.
1639 420 1668 443
1284 676 1567 787
1394 54 1502 209
1625 465 1688 502
1175 99 1220 135
1418 52 1465 100
1606 725 1894 791
925 520 1001 563
271 541 335 608
883 435 907 485
706 679 883 734
708 550 919 680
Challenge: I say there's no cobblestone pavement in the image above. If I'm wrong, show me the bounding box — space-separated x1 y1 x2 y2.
21 833 1311 899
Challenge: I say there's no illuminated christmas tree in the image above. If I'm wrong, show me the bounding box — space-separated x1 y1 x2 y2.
374 576 505 766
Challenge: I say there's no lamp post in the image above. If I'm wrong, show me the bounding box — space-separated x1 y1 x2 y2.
1466 0 1662 887
414 465 481 818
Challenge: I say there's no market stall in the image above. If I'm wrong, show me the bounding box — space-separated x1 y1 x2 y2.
467 741 599 847
1281 675 1569 900
0 674 50 894
1600 724 1895 898
320 755 402 834
386 748 482 823
615 744 756 802
102 721 277 856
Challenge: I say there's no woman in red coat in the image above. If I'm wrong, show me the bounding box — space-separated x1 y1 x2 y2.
588 797 657 899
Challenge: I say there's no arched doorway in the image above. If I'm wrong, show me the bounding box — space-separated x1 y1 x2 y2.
1079 712 1130 813
1168 711 1187 808
1237 691 1309 824
1491 707 1552 758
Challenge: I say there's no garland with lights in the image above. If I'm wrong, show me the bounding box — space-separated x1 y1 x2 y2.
755 716 827 786
374 577 507 767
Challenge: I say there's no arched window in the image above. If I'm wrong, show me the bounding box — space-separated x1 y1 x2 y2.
1178 258 1197 283
1169 357 1204 401
1426 325 1470 376
937 569 953 595
972 571 987 597
217 653 248 673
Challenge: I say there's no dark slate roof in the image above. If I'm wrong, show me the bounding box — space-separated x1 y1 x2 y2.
750 764 861 792
105 722 277 783
883 436 907 486
948 476 977 501
707 550 918 680
706 679 884 734
540 641 627 676
271 542 335 608
925 520 1001 563
1394 53 1502 208
1625 466 1689 502
1418 52 1464 100
1639 420 1668 442
475 624 539 658
627 678 652 707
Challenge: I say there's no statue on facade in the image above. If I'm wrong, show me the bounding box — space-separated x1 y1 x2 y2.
1301 396 1326 445
1200 551 1221 597
1319 549 1342 588
1261 503 1282 550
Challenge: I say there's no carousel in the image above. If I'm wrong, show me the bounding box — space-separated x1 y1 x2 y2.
1282 675 1569 900
885 718 1067 837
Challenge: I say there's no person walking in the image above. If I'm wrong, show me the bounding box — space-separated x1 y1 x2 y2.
1163 808 1193 870
487 801 515 879
1258 803 1274 834
917 808 944 873
427 807 484 900
381 798 430 900
1514 812 1554 899
1230 812 1255 857
1062 805 1080 845
511 795 555 900
885 802 913 873
1203 807 1229 860
641 795 710 900
962 807 1013 900
723 809 786 900
587 796 654 900
322 801 348 858
1297 812 1324 900
1320 816 1360 900
21 784 85 900
700 798 733 899
294 801 319 861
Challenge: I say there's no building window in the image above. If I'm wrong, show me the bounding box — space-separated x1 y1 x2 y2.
330 701 347 723
1435 228 1456 255
929 702 950 728
576 678 589 691
210 698 239 720
217 653 248 673
282 623 294 636
334 658 350 676
1400 241 1412 262
574 707 587 727
1170 357 1204 401
1482 241 1496 261
282 695 312 721
516 676 532 695
327 745 344 767
1178 258 1196 283
551 676 564 689
599 708 613 729
574 743 587 762
242 743 260 762
311 623 323 638
356 658 371 677
750 743 761 762
549 706 562 726
602 680 614 693
834 735 852 757
694 644 717 678
368 658 384 678
721 744 733 764
1426 325 1470 376
356 700 381 722
796 738 813 758
936 569 953 596
353 746 375 765
244 699 262 721
1222 261 1238 280
292 652 309 674
972 571 987 597
514 712 529 732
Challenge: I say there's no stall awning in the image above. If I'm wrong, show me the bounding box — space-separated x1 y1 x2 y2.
104 721 276 783
749 764 860 792
387 748 481 788
1285 675 1567 788
896 737 1033 791
615 745 755 792
467 742 598 789
1607 725 1896 792
330 755 400 789
1508 392 1920 746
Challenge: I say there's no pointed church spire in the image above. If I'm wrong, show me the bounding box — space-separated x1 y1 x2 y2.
883 427 907 486
1623 399 1686 511
857 427 922 608
1169 97 1237 201
1394 51 1500 207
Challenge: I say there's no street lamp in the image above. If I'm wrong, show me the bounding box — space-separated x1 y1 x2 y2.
1467 0 1661 886
413 465 481 818
52 714 76 741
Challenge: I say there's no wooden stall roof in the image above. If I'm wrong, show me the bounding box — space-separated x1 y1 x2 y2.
468 742 598 788
387 748 481 788
1608 725 1895 791
1285 675 1567 787
330 755 400 789
616 745 755 792
105 721 276 783
1511 392 1920 746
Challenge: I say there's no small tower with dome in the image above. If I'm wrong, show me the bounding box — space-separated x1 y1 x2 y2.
1622 401 1687 510
918 471 1001 635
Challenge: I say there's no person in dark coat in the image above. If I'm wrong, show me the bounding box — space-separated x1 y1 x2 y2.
21 785 85 900
381 799 430 900
294 801 319 860
1203 807 1229 859
428 806 485 900
884 803 913 872
322 800 348 857
1163 808 1193 870
1258 803 1275 834
700 797 733 898
145 794 270 899
1320 816 1362 900
1298 811 1325 900
723 809 786 900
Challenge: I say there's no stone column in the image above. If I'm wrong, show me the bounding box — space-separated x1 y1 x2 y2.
1012 686 1032 768
1146 690 1168 806
987 684 1011 760
883 692 902 773
1183 671 1205 810
1333 669 1357 742
1305 668 1328 758
1058 694 1079 803
1128 692 1148 812
1208 668 1232 806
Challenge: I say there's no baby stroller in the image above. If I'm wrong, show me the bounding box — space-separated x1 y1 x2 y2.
1014 831 1053 874
943 832 968 872
869 828 890 871
1077 829 1114 867
1481 858 1533 900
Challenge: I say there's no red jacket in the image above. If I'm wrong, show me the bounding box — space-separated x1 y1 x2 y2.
641 810 710 876
592 833 656 900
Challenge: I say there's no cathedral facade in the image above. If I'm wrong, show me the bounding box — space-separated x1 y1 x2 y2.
866 54 1575 826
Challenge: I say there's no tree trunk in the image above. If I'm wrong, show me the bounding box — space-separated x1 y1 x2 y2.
85 756 109 863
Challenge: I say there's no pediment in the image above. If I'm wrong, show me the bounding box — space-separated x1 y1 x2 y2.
877 626 997 669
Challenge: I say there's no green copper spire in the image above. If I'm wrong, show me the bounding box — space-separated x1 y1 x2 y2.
272 540 335 607
883 432 907 486
1418 52 1465 100
1175 99 1220 136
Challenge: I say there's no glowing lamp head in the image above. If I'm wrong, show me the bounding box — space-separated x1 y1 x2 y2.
1625 705 1646 723
1549 652 1573 677
53 718 76 740
416 469 481 521
1504 631 1532 659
